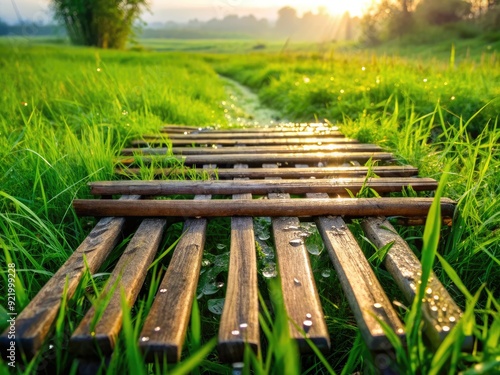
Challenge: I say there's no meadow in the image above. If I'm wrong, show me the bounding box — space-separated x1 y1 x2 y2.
0 37 499 374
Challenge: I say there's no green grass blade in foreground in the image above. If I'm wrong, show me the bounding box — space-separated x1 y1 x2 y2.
405 164 450 368
120 289 146 375
170 337 217 375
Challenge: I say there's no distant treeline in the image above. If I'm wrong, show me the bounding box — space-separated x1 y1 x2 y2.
0 19 65 37
142 7 361 42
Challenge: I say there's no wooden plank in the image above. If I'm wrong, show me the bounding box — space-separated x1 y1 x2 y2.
118 152 394 167
73 197 457 219
316 215 405 350
89 178 437 196
218 165 260 362
162 123 337 133
0 195 139 359
361 217 471 348
139 195 210 362
131 137 359 147
116 165 420 179
265 164 330 352
70 218 167 356
121 143 382 156
153 131 344 139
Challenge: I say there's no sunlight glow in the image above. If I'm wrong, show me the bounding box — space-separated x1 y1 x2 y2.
274 0 371 17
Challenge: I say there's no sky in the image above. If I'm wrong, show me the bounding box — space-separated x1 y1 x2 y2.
1 0 372 25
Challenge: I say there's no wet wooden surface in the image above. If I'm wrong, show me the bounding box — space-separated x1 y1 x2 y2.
361 217 470 348
89 178 438 196
73 197 457 219
70 219 166 356
218 165 260 361
0 195 139 359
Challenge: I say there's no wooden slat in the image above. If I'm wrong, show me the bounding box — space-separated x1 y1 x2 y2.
361 217 471 348
131 137 359 147
162 123 337 133
121 143 382 156
89 178 437 196
218 165 260 361
0 195 139 359
70 218 166 356
154 131 344 139
116 165 420 179
317 216 405 350
138 179 211 363
118 152 394 167
73 197 457 219
265 164 330 352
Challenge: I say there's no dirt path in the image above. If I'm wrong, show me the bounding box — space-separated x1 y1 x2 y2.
219 76 287 127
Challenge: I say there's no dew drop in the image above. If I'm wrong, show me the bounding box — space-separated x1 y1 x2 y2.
305 313 312 319
289 238 304 246
159 288 167 293
154 326 161 332
207 298 225 315
258 233 271 241
217 281 225 288
262 263 277 278
442 325 450 332
431 306 438 312
239 323 248 329
141 336 150 342
426 287 433 295
374 303 382 309
321 269 331 278
216 243 226 250
449 316 456 322
307 243 322 255
433 295 440 301
231 330 240 336
293 278 301 285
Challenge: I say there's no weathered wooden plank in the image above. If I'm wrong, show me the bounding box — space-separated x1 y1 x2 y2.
89 178 437 196
132 137 359 147
116 165 420 179
70 218 167 356
121 143 382 156
218 165 260 362
139 198 209 362
361 217 470 348
316 215 405 350
265 164 330 352
162 123 337 133
152 131 344 139
0 195 140 359
118 152 394 167
73 197 457 219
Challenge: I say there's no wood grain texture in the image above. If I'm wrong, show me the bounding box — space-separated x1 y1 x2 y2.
70 218 166 356
118 151 394 167
218 165 260 362
154 130 344 139
139 195 209 363
132 137 359 147
265 165 330 353
361 217 471 349
116 165 420 179
162 123 336 134
0 195 139 359
121 143 382 156
89 178 437 196
317 215 405 350
73 197 457 219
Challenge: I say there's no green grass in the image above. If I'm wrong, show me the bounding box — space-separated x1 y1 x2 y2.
0 38 499 374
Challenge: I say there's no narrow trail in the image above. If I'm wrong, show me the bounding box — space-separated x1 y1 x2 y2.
219 75 287 127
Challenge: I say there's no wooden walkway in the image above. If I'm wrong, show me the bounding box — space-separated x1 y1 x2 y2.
1 123 468 371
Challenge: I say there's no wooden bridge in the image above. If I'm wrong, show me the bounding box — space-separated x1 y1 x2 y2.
1 123 468 372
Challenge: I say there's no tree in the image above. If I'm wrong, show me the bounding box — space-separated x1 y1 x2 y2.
415 0 472 25
52 0 149 49
275 6 299 36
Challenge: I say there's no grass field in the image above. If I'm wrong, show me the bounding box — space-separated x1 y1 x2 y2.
0 36 499 374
